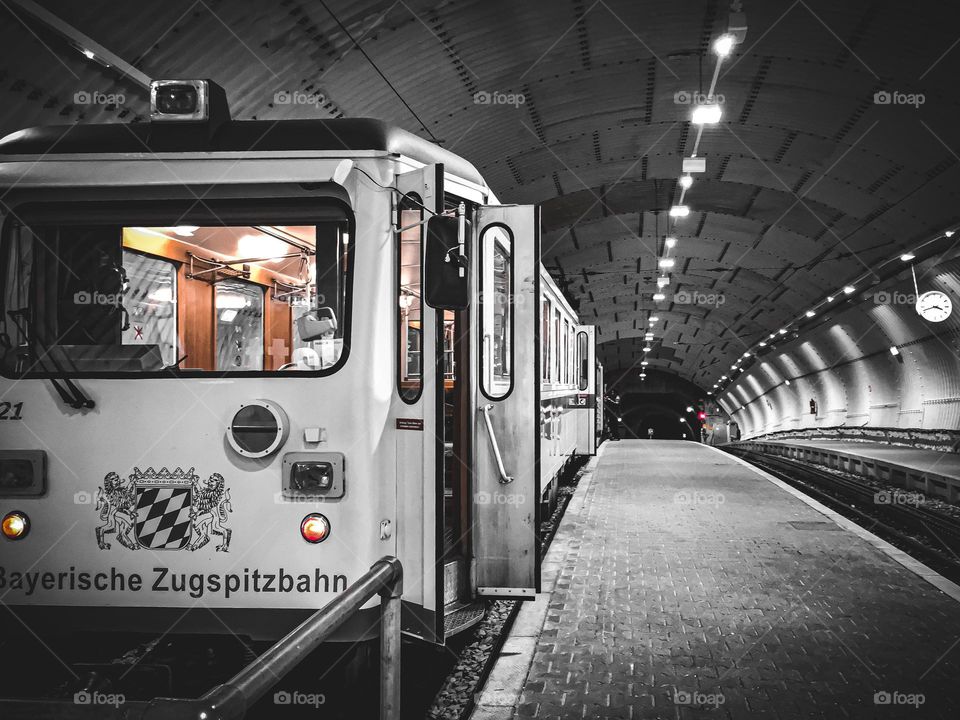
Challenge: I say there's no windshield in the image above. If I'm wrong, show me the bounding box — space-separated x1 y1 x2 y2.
0 203 352 376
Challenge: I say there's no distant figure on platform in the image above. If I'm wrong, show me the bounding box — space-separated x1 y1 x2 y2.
604 393 621 440
647 427 654 440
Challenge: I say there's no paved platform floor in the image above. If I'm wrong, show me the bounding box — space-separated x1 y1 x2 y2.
475 440 960 719
762 438 960 481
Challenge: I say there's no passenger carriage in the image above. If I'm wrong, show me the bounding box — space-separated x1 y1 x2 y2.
0 80 601 663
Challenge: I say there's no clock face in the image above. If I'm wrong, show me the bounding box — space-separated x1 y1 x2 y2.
916 290 952 323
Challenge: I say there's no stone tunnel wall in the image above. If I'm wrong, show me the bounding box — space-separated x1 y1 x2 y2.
717 251 960 438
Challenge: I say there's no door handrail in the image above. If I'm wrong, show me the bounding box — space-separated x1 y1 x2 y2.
0 557 404 720
481 403 514 484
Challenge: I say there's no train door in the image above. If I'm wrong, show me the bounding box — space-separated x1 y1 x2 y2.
471 205 541 598
396 165 445 642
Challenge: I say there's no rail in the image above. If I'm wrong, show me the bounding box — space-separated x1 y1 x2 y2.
0 556 403 720
481 403 513 484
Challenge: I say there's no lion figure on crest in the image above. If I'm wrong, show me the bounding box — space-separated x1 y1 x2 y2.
188 473 233 552
95 472 138 550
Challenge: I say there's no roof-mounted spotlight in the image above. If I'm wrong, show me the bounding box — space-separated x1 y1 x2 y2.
669 205 690 218
691 103 722 125
150 79 230 125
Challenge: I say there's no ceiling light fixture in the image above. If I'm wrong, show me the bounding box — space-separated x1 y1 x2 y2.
657 277 670 288
691 103 722 125
669 205 690 218
679 175 694 189
713 33 736 58
843 285 855 294
653 293 666 301
658 258 675 269
665 236 677 249
649 316 659 323
805 310 815 318
900 253 915 262
889 346 900 356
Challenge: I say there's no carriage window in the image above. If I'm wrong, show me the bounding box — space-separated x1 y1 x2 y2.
577 331 589 391
541 296 550 382
480 226 512 399
0 204 351 377
562 319 570 384
122 251 177 367
398 195 423 402
553 309 561 382
216 281 263 370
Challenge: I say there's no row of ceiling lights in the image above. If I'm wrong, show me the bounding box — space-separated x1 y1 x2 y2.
643 32 739 384
711 228 957 395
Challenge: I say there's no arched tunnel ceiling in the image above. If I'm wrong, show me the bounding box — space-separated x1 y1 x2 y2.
2 0 958 392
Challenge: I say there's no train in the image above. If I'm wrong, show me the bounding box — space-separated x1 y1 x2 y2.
0 79 602 697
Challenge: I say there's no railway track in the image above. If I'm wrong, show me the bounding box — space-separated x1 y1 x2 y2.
725 446 960 583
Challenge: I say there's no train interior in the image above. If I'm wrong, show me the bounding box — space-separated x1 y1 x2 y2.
0 207 352 378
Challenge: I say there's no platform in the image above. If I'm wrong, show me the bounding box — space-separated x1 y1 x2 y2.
472 440 960 719
736 438 960 502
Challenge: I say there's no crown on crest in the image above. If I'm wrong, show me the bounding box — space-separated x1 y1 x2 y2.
132 466 199 485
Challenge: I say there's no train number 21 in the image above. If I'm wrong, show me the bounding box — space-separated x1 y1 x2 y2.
0 402 24 420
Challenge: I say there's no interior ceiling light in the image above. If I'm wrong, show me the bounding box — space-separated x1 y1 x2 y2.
691 103 723 125
658 258 675 269
721 375 727 380
669 205 690 218
665 237 678 249
713 33 737 57
639 373 647 378
679 175 694 189
653 293 666 301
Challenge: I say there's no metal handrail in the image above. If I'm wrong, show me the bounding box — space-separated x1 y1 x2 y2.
0 556 403 720
481 403 514 484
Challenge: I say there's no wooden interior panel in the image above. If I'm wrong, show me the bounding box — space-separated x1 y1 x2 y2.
178 268 214 371
264 291 293 370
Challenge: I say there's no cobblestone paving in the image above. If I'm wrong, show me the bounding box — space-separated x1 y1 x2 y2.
517 440 960 719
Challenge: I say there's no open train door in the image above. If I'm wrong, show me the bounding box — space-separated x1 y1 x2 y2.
471 205 541 599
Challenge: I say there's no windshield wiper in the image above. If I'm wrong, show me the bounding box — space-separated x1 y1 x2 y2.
6 310 95 410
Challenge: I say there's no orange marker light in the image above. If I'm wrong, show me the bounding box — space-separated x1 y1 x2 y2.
300 513 330 544
2 511 29 540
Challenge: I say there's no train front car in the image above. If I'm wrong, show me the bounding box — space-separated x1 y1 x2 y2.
0 80 545 707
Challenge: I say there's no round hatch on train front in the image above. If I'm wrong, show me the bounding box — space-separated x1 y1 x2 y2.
227 400 290 459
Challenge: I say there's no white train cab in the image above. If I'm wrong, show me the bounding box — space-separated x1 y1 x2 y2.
0 80 600 651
